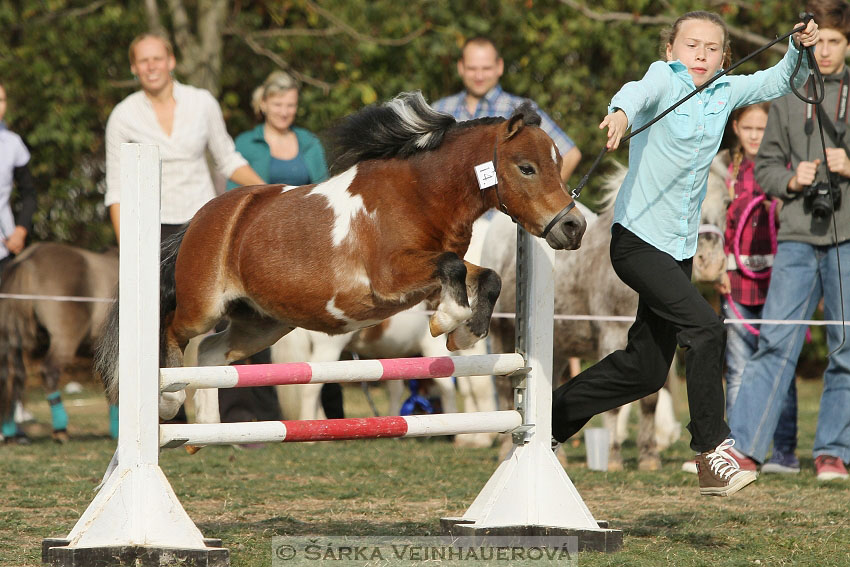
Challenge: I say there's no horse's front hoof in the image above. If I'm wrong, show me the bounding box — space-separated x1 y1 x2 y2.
446 325 479 352
185 445 203 455
52 429 70 444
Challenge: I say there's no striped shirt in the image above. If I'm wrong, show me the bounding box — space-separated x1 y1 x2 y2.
432 85 576 156
104 81 247 224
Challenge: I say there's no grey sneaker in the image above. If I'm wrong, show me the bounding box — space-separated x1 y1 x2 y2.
761 449 800 474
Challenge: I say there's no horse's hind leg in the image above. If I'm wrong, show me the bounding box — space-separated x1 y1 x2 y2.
603 407 626 471
41 334 82 443
445 263 501 351
193 314 291 424
637 392 661 471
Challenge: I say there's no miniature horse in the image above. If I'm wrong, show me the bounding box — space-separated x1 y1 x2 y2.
96 91 586 419
0 243 118 442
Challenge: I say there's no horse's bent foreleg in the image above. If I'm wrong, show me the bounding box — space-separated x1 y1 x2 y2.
445 263 501 351
429 253 472 338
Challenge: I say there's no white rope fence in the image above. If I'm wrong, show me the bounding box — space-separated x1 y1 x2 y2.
0 292 844 327
0 293 115 303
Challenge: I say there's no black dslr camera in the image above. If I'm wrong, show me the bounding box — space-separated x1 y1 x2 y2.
803 181 842 220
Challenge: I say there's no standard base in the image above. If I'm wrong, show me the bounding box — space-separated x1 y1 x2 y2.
42 538 229 567
439 518 623 552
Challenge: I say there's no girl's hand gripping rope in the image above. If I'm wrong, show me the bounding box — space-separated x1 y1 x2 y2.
599 109 629 150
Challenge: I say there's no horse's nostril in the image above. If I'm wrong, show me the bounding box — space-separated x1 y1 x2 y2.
562 215 585 236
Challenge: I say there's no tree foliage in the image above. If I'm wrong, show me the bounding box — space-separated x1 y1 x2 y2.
0 0 809 248
0 0 827 371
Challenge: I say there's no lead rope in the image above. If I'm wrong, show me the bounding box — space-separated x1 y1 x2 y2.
569 15 816 202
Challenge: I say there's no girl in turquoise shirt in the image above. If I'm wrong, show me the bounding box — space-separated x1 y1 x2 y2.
552 11 819 497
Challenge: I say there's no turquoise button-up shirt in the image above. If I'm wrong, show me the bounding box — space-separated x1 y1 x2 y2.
610 39 807 260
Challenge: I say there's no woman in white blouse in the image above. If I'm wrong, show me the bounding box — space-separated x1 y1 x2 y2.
104 32 263 242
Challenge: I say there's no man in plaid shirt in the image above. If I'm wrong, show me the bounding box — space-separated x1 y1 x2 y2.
432 37 581 183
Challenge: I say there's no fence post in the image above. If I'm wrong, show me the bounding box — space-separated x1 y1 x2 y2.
441 227 622 551
42 144 227 566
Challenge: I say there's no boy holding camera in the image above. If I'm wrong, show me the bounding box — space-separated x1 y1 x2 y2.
727 0 850 481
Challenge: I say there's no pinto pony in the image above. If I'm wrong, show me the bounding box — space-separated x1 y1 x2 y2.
96 92 586 419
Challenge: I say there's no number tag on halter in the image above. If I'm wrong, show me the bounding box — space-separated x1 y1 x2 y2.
474 161 497 190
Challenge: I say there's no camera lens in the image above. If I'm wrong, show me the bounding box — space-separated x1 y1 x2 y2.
806 183 834 220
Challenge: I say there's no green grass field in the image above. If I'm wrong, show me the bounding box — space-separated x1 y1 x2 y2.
2 377 848 566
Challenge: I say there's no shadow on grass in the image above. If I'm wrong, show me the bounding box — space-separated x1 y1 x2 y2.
624 512 728 549
197 517 438 539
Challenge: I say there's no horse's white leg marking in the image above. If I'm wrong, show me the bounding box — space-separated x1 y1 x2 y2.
430 271 473 338
159 390 186 420
654 387 681 450
193 388 221 424
308 166 371 246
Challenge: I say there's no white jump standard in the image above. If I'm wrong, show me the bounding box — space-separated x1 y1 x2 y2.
44 144 621 567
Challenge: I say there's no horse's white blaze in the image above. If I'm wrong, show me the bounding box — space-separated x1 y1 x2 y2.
308 166 364 246
551 144 558 166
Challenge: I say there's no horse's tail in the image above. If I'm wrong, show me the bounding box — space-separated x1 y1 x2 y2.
95 225 188 405
0 257 39 422
327 91 457 175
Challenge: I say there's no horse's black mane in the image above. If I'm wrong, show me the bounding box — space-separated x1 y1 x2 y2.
326 91 540 175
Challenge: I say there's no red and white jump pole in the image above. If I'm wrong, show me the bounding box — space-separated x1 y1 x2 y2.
161 411 522 447
160 352 525 391
45 144 620 566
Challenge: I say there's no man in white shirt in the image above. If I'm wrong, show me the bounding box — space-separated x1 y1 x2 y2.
104 33 264 241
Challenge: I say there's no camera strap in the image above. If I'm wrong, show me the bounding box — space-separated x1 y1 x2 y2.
804 69 850 149
792 50 847 356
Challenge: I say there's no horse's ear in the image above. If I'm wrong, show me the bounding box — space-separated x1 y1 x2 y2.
506 101 541 140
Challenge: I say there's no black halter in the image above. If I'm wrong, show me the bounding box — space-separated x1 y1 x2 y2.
486 139 577 238
488 143 515 221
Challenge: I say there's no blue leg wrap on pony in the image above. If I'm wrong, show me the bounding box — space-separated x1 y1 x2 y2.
2 417 17 438
109 405 119 439
47 391 69 431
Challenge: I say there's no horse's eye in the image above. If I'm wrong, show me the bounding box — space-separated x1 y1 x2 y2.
518 164 536 176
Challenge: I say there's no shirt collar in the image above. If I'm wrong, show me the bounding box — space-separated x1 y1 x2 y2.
823 67 849 82
482 84 503 105
0 121 6 132
140 80 182 107
460 85 503 110
252 123 266 142
667 60 729 91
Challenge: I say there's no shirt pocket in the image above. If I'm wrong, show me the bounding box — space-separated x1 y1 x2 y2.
704 99 728 136
665 106 695 140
